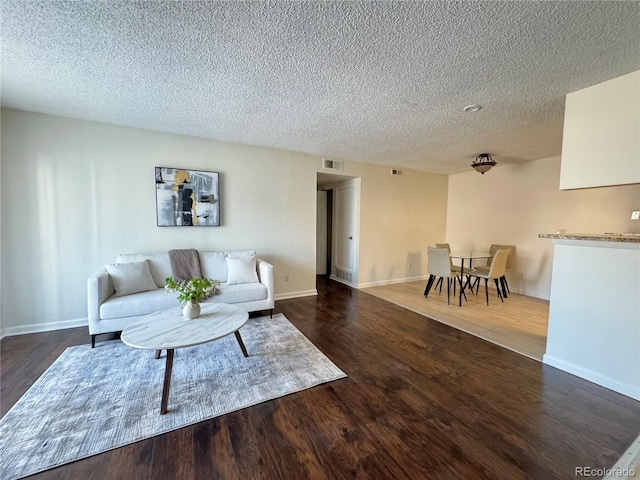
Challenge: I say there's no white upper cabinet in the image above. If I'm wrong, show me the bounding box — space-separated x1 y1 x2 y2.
560 70 640 190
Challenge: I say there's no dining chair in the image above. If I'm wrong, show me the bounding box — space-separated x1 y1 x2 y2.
467 248 510 305
424 247 466 305
473 244 513 297
434 243 461 294
435 243 462 272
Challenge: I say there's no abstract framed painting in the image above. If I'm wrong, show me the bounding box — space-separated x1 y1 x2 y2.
155 167 220 227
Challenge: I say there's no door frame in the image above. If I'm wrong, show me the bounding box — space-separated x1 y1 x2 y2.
316 190 328 275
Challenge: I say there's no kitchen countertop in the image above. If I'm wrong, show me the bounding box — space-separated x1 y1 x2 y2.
538 233 640 243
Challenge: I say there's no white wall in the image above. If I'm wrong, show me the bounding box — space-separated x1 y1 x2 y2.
544 240 640 400
1 109 319 333
560 70 640 190
1 109 450 334
446 156 640 299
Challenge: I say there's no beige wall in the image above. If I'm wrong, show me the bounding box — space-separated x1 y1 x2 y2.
446 156 640 299
335 163 448 287
1 109 449 334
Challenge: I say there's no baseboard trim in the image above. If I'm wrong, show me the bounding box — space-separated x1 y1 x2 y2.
2 318 88 338
275 290 318 301
355 277 549 301
510 287 550 301
1 293 322 337
354 278 549 302
329 275 357 288
358 275 429 289
543 354 640 401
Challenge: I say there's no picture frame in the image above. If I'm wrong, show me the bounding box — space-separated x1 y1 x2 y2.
155 167 220 227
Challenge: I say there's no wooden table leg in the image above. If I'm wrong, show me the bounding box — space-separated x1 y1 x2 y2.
234 331 249 357
160 349 174 415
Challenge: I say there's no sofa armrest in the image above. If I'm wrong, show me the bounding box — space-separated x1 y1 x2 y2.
256 258 275 309
87 269 115 335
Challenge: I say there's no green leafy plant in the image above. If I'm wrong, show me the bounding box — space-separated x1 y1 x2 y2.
164 277 220 306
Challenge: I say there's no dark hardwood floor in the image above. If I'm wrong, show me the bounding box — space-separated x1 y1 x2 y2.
2 276 639 479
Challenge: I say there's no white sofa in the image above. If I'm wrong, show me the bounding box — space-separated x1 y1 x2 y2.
88 250 274 347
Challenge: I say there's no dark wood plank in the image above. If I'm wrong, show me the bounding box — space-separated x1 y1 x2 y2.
1 276 638 479
193 416 241 480
152 426 195 480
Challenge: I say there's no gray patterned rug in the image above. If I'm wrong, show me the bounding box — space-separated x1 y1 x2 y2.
0 314 346 480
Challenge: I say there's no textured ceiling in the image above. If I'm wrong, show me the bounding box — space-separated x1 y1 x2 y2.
2 1 639 174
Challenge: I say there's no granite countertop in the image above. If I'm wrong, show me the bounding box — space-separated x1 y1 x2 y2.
538 233 640 243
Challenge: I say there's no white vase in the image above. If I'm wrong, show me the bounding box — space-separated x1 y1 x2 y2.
182 301 201 319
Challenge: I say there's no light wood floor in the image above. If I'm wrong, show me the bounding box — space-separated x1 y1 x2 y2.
362 279 549 361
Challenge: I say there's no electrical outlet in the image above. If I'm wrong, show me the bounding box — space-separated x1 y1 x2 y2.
631 210 640 220
407 263 412 269
284 274 289 282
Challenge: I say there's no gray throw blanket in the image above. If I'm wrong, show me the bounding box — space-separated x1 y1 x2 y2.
168 249 202 282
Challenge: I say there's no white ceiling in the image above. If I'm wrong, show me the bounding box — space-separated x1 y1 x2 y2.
2 1 639 174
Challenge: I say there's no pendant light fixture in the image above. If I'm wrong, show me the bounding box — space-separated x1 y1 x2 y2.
471 153 496 174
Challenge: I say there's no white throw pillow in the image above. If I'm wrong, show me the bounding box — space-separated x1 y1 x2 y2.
226 255 259 286
105 260 158 297
116 253 171 288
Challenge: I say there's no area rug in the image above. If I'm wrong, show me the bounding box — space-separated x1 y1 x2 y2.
0 314 346 480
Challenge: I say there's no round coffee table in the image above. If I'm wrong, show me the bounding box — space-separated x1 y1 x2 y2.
121 303 249 414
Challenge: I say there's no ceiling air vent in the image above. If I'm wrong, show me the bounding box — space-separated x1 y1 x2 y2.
323 157 344 171
391 168 402 176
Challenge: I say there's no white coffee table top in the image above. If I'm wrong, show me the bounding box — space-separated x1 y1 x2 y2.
121 303 249 351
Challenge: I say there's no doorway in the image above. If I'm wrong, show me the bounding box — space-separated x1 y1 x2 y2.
316 173 360 288
316 190 329 275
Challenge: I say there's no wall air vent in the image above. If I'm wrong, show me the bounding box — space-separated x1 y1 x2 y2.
336 267 353 283
323 157 344 171
391 168 402 176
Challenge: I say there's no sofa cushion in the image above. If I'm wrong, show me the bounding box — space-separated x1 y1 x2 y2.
204 282 268 305
198 252 227 281
100 282 268 320
199 250 256 281
105 261 158 297
100 288 177 319
116 253 172 288
226 255 259 285
227 250 257 258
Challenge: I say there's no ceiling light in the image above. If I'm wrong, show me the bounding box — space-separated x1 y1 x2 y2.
471 153 497 174
463 104 482 113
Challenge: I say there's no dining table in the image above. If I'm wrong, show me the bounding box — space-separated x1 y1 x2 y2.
449 251 492 306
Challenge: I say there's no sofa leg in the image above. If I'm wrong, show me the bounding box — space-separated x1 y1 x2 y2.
91 334 97 349
270 309 273 318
